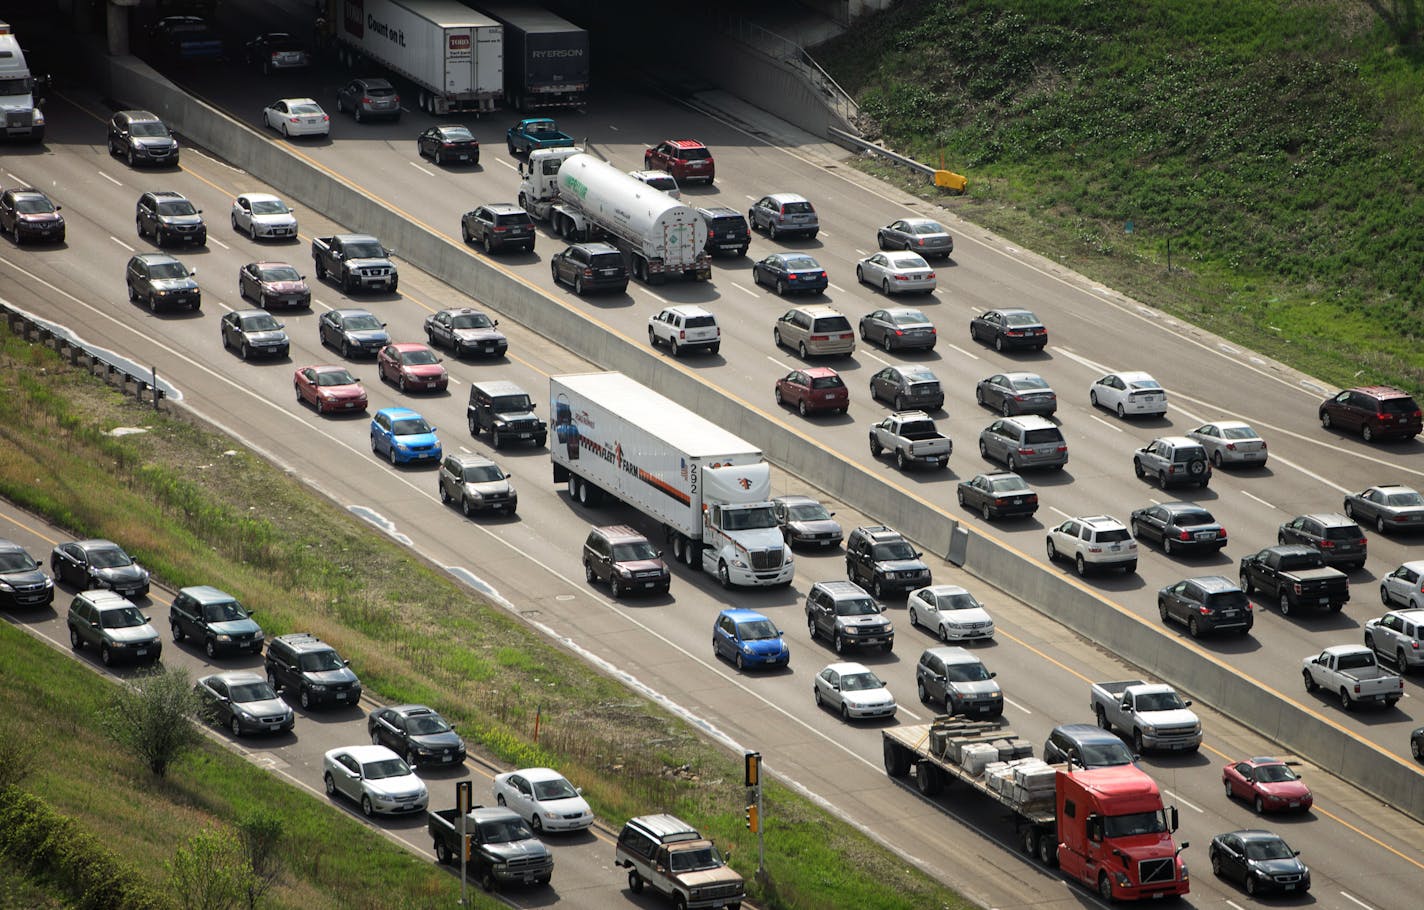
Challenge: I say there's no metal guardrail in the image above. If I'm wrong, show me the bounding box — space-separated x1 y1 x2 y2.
827 126 968 192
1 303 170 409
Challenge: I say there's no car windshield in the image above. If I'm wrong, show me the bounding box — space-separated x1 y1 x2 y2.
1221 425 1258 439
298 651 345 672
452 313 493 329
316 369 356 387
290 103 323 116
462 464 504 483
0 551 38 572
407 715 452 735
736 619 779 640
839 671 884 692
909 221 944 234
722 506 777 530
399 348 438 366
1387 491 1424 506
240 313 282 332
1004 312 1040 326
835 597 879 617
258 265 300 281
1135 691 1185 711
1102 810 1167 838
1244 839 1294 860
892 254 930 269
891 311 929 325
15 196 55 214
1011 375 1051 390
129 121 170 138
1173 510 1215 526
361 758 411 780
479 818 533 844
230 681 278 702
611 541 658 561
391 417 432 436
149 262 190 280
201 601 248 622
1254 764 1299 783
493 395 531 413
156 199 196 216
100 607 148 629
989 476 1030 494
872 541 916 561
250 199 290 215
810 375 844 390
532 777 579 800
441 127 474 141
342 314 382 331
669 846 723 872
1080 741 1133 766
0 77 30 94
783 255 820 270
343 241 385 258
943 662 991 682
88 546 133 569
780 201 813 215
932 591 983 611
787 502 830 521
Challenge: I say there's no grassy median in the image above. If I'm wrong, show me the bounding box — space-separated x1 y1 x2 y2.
0 331 972 906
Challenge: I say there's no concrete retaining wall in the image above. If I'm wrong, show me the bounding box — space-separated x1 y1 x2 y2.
98 54 1424 820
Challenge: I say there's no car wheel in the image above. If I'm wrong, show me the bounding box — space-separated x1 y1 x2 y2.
1097 872 1113 901
323 773 336 796
1320 411 1332 429
240 342 252 361
1279 593 1292 616
872 579 886 599
807 615 818 640
1074 554 1087 577
798 399 808 417
938 625 951 644
1158 599 1171 622
231 717 243 738
1211 451 1223 467
171 620 185 642
340 339 351 358
1377 514 1388 533
1399 649 1410 672
882 334 893 353
1002 400 1013 417
833 633 846 654
983 503 992 521
300 688 312 709
1414 738 1423 760
388 445 398 466
995 336 1005 352
735 652 745 672
1089 390 1099 407
1132 728 1145 753
1117 403 1126 418
769 222 779 240
1158 471 1169 488
1239 571 1253 594
205 639 217 659
798 341 809 359
1162 536 1173 555
627 869 644 894
1046 539 1058 562
1253 795 1266 814
610 577 624 599
1006 455 1018 472
896 450 908 471
1211 853 1223 878
1246 874 1259 897
575 275 586 295
776 279 787 296
101 644 114 666
1188 616 1201 638
69 626 82 650
917 679 929 703
361 795 374 817
1302 668 1317 692
840 703 850 722
1363 424 1375 442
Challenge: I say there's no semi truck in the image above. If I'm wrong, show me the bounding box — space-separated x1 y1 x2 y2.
475 3 588 111
518 149 711 284
883 718 1190 902
331 0 502 114
0 20 45 142
549 372 794 588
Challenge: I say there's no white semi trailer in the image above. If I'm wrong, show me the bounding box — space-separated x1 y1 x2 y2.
518 149 711 284
333 0 503 114
550 372 794 588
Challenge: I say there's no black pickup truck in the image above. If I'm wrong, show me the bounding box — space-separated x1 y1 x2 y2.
1239 545 1350 616
311 234 398 294
428 806 553 892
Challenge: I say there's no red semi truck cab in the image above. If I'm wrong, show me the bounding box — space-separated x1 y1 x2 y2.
1055 765 1190 901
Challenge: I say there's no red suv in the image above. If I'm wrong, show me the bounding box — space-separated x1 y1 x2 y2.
644 139 715 185
1319 386 1422 442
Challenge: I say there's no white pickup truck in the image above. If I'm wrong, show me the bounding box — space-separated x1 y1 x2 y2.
1302 644 1403 711
1089 680 1202 753
868 411 951 471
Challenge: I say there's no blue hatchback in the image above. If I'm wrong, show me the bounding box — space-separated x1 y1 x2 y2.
713 609 790 670
371 407 442 465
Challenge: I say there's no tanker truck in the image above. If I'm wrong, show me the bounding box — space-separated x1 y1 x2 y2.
518 149 711 284
550 372 795 588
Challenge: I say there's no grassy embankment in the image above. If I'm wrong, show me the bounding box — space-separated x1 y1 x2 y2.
0 330 973 907
818 0 1424 393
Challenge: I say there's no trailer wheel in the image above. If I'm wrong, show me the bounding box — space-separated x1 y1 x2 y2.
1020 826 1038 857
915 761 943 797
883 739 910 778
1037 831 1057 867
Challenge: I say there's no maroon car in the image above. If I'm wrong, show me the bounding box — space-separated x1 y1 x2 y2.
1319 385 1421 442
239 260 311 309
775 367 849 416
294 364 367 414
377 342 448 393
1222 757 1313 813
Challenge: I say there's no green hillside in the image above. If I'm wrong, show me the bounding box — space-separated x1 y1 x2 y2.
818 0 1424 392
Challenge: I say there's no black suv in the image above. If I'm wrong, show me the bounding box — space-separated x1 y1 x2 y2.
136 190 206 247
845 525 931 599
582 525 671 598
697 205 750 257
1157 575 1254 638
550 242 629 295
467 380 547 449
108 110 180 167
805 580 894 654
126 252 200 312
168 585 264 657
1278 513 1367 570
0 188 65 245
263 632 361 709
1133 436 1211 489
461 203 536 254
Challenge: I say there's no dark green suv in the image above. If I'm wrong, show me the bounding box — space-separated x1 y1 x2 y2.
67 589 161 666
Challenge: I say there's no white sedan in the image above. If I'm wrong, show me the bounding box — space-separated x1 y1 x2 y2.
908 584 995 642
322 745 428 817
1089 370 1167 418
230 192 298 241
856 250 936 295
492 767 595 832
813 662 897 721
263 97 330 138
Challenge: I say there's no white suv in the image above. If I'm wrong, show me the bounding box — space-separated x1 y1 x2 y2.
1046 515 1138 576
647 305 720 356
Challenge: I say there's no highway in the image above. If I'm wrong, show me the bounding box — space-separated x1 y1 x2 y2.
1 70 1421 910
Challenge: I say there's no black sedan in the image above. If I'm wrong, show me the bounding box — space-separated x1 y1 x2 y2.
319 308 389 358
969 308 1048 351
416 125 480 166
956 472 1038 520
50 539 150 598
1131 502 1228 555
1343 483 1424 535
220 309 289 360
196 672 294 737
368 704 467 768
1209 830 1310 896
975 372 1057 417
751 253 827 296
771 494 842 548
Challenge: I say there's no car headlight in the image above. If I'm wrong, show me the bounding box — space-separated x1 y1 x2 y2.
1114 872 1130 887
987 691 1001 698
1141 723 1156 734
308 684 327 691
465 488 483 500
730 558 747 569
215 634 232 642
234 708 253 720
0 581 13 593
32 110 44 126
110 640 128 648
615 566 632 578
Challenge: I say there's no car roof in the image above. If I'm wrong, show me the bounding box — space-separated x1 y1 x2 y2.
1002 415 1056 429
1115 370 1158 383
974 471 1026 485
591 524 648 544
1210 419 1254 430
916 584 972 597
1078 516 1127 529
1298 512 1357 526
203 671 266 687
997 307 1038 317
7 188 49 199
1238 756 1287 766
388 704 436 717
133 252 184 265
117 109 163 121
1051 723 1122 742
178 585 237 603
480 202 524 213
274 632 335 651
472 379 526 395
853 525 903 540
354 77 394 89
389 342 432 353
331 307 375 318
627 814 701 841
439 306 490 316
901 218 946 229
698 205 742 217
308 363 353 374
883 251 930 264
238 192 283 203
663 304 714 318
813 580 871 597
1230 829 1286 843
1348 385 1414 399
628 169 675 180
765 192 809 204
719 608 772 624
923 645 976 663
884 307 929 318
78 590 136 609
1182 575 1239 592
1368 483 1418 493
1399 560 1424 573
74 538 122 550
376 406 423 420
333 744 402 763
772 494 819 507
792 304 845 318
1158 501 1213 515
802 366 840 379
571 241 621 254
663 139 707 149
512 766 567 782
447 452 497 469
1388 608 1424 622
1152 435 1200 447
823 661 872 675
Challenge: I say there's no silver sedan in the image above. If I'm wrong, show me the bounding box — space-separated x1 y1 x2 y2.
856 251 936 295
1186 420 1267 467
876 218 954 258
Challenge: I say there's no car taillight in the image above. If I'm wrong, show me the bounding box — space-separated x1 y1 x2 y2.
1320 540 1334 547
1218 528 1227 538
787 273 799 280
493 226 506 232
678 330 686 339
289 116 300 122
361 97 372 103
1055 445 1068 453
1178 530 1192 540
927 272 936 279
582 267 594 277
811 334 829 341
1226 442 1236 450
916 238 925 246
1358 537 1368 545
1018 447 1034 455
1198 606 1211 614
1007 329 1024 336
895 274 909 281
894 329 904 336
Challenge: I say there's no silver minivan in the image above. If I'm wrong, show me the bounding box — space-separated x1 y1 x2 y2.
978 416 1068 471
773 305 856 358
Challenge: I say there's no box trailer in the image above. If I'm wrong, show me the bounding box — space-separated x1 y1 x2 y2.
475 3 588 110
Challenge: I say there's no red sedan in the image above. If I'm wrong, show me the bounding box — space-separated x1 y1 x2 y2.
377 342 448 393
1222 757 1313 813
294 364 367 415
775 367 848 416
